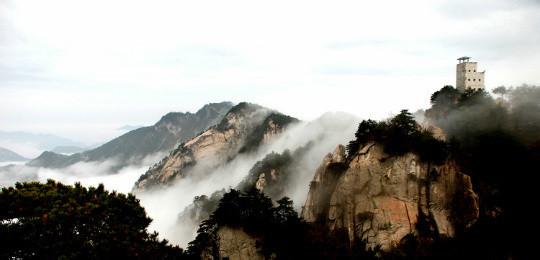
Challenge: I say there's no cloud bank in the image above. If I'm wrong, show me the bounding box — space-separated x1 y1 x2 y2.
0 152 166 193
2 0 539 142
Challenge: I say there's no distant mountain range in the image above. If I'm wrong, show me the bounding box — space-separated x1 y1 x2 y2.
0 147 28 162
27 102 234 170
0 131 86 150
0 131 87 158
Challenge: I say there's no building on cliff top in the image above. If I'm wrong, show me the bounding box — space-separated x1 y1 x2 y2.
456 56 485 92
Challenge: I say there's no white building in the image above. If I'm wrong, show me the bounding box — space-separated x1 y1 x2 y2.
456 56 485 92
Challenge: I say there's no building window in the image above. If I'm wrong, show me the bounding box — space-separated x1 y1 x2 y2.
473 79 476 81
474 70 476 72
468 79 471 81
479 79 481 82
469 70 471 72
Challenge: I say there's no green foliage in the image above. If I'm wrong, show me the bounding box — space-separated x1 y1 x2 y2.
458 88 493 108
178 190 226 230
423 85 540 258
492 86 507 97
507 85 540 144
186 189 282 258
426 85 461 119
186 189 379 259
431 85 460 104
427 86 503 138
347 110 448 164
238 150 293 193
427 86 493 120
238 143 311 200
238 151 292 200
0 180 183 259
346 119 381 156
213 188 274 234
384 109 421 155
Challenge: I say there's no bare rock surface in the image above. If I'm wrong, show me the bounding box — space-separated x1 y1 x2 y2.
135 103 297 190
302 143 479 250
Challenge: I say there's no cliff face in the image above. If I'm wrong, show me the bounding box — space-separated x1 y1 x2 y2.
206 227 263 260
237 146 310 201
135 103 298 190
302 143 479 250
301 145 347 223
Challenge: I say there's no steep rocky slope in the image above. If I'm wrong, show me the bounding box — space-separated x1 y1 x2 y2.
28 102 233 169
134 102 298 190
175 147 307 244
238 145 312 200
302 143 479 251
209 227 263 260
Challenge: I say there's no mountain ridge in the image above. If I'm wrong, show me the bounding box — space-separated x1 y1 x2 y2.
134 102 298 190
27 102 234 170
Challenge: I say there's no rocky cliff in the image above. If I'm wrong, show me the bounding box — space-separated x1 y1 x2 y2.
301 142 479 251
134 103 298 190
203 227 263 260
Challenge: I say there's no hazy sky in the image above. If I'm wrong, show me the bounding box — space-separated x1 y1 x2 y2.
1 0 539 144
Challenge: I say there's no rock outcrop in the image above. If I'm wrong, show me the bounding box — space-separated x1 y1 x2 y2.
301 142 479 251
301 145 347 223
135 103 297 190
204 227 263 260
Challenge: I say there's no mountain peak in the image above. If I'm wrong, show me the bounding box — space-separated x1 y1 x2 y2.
156 102 234 127
26 151 69 168
134 102 297 191
225 102 263 115
196 101 235 115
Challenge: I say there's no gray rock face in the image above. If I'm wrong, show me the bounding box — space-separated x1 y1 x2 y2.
204 227 263 260
134 103 297 190
302 143 479 251
28 102 233 169
301 145 347 223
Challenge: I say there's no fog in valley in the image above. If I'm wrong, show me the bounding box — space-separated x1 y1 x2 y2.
0 111 360 247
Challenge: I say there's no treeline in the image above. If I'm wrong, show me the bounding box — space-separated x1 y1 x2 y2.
238 143 311 200
340 85 540 258
178 144 312 238
0 180 183 259
184 188 379 259
346 109 448 164
424 85 540 259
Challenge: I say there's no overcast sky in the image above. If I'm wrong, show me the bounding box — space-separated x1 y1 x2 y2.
1 0 539 144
